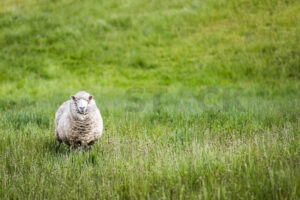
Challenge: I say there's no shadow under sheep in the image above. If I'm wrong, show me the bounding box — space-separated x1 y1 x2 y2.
42 137 98 157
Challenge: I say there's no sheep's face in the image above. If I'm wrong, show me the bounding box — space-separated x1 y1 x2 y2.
71 95 93 114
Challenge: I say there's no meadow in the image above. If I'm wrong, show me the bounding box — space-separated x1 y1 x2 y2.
0 0 299 199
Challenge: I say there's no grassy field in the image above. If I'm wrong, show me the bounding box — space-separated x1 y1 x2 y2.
0 0 300 199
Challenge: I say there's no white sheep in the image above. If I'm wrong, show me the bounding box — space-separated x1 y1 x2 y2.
55 91 103 150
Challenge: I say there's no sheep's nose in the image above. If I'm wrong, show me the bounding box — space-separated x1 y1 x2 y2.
79 107 85 111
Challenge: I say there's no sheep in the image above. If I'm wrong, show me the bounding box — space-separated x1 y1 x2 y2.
55 91 103 150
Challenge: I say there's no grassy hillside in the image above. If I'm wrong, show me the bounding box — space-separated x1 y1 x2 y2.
0 0 299 199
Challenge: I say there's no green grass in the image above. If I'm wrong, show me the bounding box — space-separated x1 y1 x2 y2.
0 0 299 199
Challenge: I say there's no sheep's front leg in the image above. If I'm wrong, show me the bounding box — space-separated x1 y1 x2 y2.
56 141 62 153
85 145 92 151
86 141 95 151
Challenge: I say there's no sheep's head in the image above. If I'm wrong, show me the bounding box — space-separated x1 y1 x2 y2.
70 91 94 116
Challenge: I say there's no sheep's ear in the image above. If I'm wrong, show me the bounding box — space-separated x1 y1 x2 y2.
89 96 93 101
71 96 76 101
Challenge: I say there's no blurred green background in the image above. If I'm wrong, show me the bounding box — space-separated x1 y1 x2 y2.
1 0 299 97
